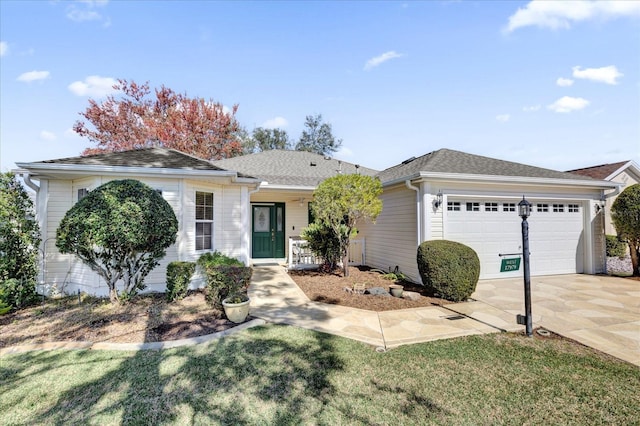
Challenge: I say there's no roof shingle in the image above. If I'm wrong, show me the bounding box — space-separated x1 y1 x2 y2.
566 161 629 180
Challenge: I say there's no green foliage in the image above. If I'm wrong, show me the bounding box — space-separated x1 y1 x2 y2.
417 240 481 302
0 278 39 312
202 263 252 308
300 222 343 271
606 235 627 258
0 173 41 286
311 173 383 276
295 114 342 156
611 184 640 276
197 251 244 268
250 127 292 152
166 261 196 302
56 179 178 303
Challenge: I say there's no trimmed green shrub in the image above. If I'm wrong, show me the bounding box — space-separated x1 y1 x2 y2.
197 252 251 307
301 222 343 271
606 235 627 258
0 278 39 312
417 240 480 302
166 261 196 302
203 265 252 308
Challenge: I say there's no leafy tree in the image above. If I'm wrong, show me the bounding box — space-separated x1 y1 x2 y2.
74 79 242 160
311 174 382 277
295 114 342 156
56 179 178 303
252 127 292 152
611 184 640 276
0 173 40 309
301 222 343 271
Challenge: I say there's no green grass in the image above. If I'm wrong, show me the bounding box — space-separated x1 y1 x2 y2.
1 325 638 425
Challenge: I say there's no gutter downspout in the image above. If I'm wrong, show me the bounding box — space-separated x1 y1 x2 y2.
21 172 40 192
405 180 421 247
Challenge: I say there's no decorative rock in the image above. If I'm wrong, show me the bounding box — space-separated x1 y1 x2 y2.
343 287 354 294
402 291 421 301
366 287 391 296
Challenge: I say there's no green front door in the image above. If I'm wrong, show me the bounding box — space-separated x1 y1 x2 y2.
251 203 285 258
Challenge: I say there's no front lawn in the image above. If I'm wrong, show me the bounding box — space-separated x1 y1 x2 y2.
1 325 638 425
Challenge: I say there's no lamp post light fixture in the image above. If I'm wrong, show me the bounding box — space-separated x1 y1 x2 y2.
434 190 443 209
518 196 533 337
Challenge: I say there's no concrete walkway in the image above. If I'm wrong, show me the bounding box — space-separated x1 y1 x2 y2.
248 265 522 351
249 266 640 366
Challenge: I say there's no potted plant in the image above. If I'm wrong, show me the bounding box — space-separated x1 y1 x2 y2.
389 284 404 298
222 293 250 323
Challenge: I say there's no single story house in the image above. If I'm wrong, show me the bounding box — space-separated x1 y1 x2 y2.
16 147 617 296
567 160 640 236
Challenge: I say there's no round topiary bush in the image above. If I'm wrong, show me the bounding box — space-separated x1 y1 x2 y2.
417 240 480 302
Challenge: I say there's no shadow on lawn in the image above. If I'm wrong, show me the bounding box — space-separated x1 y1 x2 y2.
25 327 344 424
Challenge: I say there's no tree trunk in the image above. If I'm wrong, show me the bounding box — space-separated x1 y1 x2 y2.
630 243 640 277
343 253 350 277
109 286 119 303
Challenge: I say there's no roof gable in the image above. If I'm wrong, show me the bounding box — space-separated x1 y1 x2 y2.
376 148 595 184
212 150 378 186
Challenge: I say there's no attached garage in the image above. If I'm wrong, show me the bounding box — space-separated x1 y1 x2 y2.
445 198 585 279
359 148 618 284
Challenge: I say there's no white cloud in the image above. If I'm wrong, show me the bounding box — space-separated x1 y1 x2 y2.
262 116 288 128
572 65 623 85
68 75 117 97
66 0 110 24
0 41 7 57
496 114 510 122
40 131 57 141
547 96 590 113
523 105 541 112
364 51 404 71
504 0 640 33
17 70 50 82
556 77 574 87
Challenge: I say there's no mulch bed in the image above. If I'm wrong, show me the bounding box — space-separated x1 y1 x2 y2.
288 265 451 312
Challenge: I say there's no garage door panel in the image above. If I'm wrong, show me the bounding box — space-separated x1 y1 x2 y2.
446 199 584 279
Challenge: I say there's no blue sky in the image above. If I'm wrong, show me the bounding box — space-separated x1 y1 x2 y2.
1 0 639 173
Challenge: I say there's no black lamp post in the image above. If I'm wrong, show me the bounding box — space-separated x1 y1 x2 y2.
518 196 533 337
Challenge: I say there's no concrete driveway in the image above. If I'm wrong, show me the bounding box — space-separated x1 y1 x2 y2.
471 274 640 366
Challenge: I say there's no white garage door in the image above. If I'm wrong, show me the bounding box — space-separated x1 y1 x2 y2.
445 199 585 279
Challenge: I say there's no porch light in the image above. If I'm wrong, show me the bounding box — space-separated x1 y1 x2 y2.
434 190 443 208
518 196 531 219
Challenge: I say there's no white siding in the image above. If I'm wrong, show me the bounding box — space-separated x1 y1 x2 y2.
358 185 420 282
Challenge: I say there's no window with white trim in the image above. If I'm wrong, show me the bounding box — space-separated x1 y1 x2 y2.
195 191 213 251
447 201 461 211
553 204 564 213
77 188 88 201
485 202 498 212
466 202 480 212
568 204 580 213
503 203 516 212
536 203 549 212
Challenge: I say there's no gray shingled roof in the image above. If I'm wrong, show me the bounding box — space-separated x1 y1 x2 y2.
212 150 379 186
376 149 596 184
34 147 245 174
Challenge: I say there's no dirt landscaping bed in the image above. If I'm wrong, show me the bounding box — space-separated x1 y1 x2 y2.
0 291 234 348
288 265 451 311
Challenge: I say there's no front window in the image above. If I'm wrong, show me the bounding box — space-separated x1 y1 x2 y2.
196 191 213 250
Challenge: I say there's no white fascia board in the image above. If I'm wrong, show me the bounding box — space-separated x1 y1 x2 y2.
410 172 620 190
15 162 261 184
257 183 317 192
605 160 640 181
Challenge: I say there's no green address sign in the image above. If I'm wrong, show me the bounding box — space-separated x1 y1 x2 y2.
500 257 521 272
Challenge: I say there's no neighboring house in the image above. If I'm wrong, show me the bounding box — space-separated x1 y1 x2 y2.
567 160 640 236
357 149 617 281
15 147 617 296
